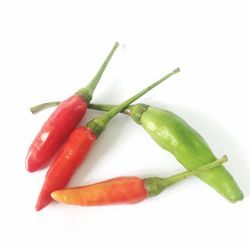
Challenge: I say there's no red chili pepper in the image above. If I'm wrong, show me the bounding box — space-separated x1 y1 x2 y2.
35 68 180 211
51 156 227 206
36 127 96 209
26 42 119 172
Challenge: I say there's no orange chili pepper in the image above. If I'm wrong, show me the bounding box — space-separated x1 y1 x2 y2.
51 156 227 206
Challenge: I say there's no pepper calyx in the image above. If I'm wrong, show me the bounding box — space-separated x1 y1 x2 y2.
75 87 92 103
128 103 149 124
85 117 107 138
144 177 167 197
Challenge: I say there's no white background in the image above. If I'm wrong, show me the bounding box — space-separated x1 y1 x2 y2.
0 0 250 249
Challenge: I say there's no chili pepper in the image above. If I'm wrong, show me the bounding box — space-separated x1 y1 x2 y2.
35 67 180 211
93 104 244 202
33 101 243 202
26 42 119 172
51 155 228 206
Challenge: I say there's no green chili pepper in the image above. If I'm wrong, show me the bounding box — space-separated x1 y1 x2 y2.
30 104 244 202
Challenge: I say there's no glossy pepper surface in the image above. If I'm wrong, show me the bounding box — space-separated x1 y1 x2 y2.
137 106 243 202
82 103 243 202
51 156 227 206
36 101 243 202
26 42 119 172
35 68 180 211
36 127 96 209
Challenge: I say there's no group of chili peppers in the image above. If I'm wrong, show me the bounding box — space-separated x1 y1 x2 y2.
27 42 244 211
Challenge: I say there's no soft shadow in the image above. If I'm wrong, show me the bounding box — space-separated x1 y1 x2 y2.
94 79 125 104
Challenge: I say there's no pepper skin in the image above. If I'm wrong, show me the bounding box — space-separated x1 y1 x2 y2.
26 96 87 172
26 42 119 172
32 101 244 202
139 106 243 202
52 177 147 206
51 156 227 206
35 126 96 211
78 103 244 202
35 68 180 211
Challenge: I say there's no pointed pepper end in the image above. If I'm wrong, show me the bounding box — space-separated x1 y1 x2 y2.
25 159 37 173
35 196 52 211
26 165 36 173
25 153 42 173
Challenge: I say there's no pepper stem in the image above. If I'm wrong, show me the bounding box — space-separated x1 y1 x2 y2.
145 155 228 197
86 67 180 137
88 103 137 116
30 101 61 114
30 101 137 115
88 103 116 112
75 42 119 102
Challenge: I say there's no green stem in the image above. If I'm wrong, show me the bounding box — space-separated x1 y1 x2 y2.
29 101 143 116
86 67 180 137
30 101 61 114
88 103 116 112
29 102 125 115
145 155 228 197
88 103 134 116
75 42 119 102
86 103 149 120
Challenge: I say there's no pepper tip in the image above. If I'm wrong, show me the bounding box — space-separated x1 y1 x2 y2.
35 203 44 212
26 166 35 173
50 191 58 201
35 196 52 211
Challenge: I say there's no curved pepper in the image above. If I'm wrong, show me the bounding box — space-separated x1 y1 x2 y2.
33 100 244 202
79 104 243 202
51 156 227 206
52 177 147 206
36 127 96 210
35 68 180 211
137 106 243 202
26 42 119 172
